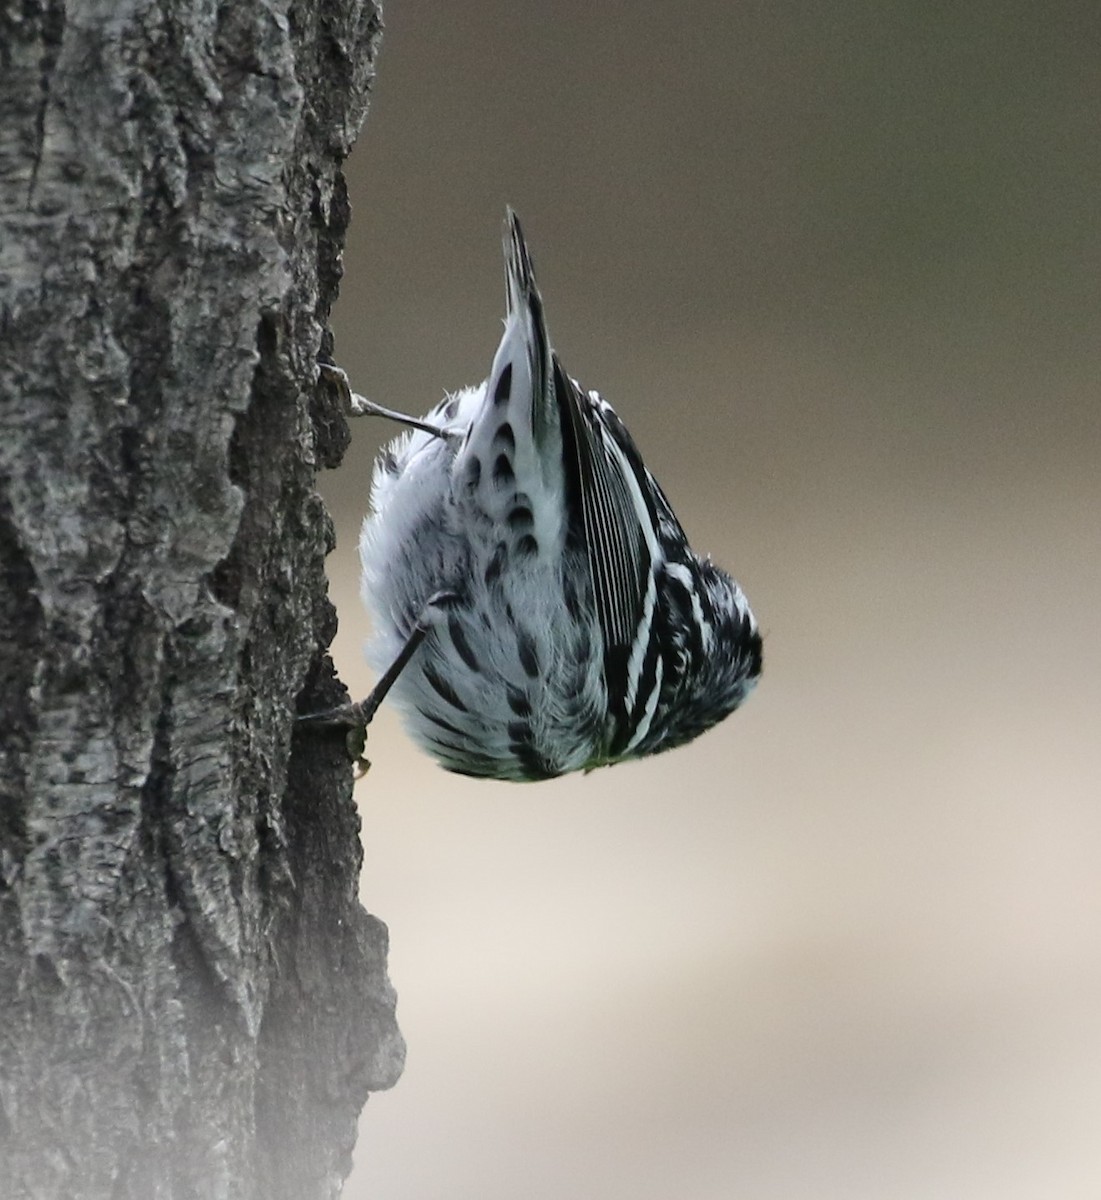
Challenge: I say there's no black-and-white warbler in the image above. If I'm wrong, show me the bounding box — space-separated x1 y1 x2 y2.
317 212 761 780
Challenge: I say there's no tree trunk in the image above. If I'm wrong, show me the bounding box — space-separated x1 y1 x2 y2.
0 3 403 1197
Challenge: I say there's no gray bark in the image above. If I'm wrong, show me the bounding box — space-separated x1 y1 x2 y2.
0 2 403 1197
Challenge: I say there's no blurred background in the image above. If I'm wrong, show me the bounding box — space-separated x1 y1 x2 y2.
324 3 1101 1197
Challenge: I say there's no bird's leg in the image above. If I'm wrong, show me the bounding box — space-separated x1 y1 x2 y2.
298 624 425 735
297 591 460 731
317 360 451 441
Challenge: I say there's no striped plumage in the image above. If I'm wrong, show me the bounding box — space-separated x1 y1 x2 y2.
358 213 761 780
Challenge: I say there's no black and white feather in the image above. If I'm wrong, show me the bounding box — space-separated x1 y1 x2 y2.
359 212 762 780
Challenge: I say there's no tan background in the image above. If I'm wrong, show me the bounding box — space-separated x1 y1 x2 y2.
324 4 1101 1197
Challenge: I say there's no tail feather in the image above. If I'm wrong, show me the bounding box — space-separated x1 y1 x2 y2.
501 210 554 444
450 213 566 558
503 208 538 314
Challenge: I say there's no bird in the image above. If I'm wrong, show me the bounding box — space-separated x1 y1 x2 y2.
312 211 761 781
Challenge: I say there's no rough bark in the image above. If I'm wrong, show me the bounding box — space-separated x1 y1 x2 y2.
0 2 403 1197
